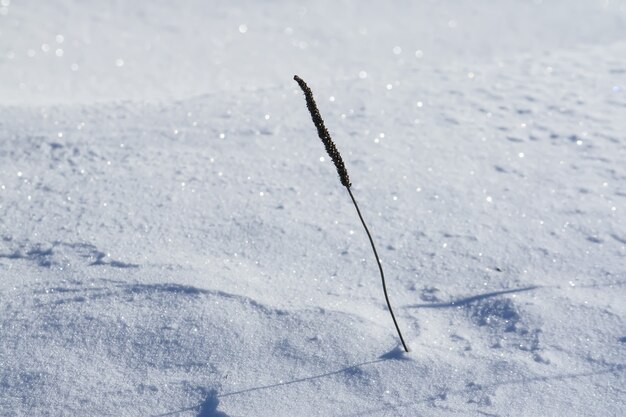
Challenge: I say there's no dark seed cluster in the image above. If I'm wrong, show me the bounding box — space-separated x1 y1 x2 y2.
293 75 351 188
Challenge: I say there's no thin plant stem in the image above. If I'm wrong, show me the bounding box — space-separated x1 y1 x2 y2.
293 74 410 352
347 187 409 353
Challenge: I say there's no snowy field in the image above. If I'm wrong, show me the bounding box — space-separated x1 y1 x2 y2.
1 1 625 416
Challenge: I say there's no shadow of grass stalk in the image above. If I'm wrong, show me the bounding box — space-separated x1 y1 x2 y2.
293 75 409 352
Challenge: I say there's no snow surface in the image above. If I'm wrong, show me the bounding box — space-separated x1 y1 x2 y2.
1 1 625 416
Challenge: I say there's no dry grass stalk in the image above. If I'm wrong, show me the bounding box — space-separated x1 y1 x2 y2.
294 75 409 352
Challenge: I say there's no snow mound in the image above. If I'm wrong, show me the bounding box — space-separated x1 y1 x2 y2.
1 276 415 416
1 1 625 416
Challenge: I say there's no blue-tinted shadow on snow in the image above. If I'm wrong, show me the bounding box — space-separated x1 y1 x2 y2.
219 358 389 398
124 283 208 296
151 390 230 417
334 365 625 417
153 358 393 417
0 241 139 269
197 390 229 417
379 345 412 361
404 286 540 309
89 251 139 268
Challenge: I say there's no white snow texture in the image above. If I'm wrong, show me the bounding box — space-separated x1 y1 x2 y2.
0 1 625 416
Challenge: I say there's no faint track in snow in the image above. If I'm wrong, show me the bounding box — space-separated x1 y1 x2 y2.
0 240 139 269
